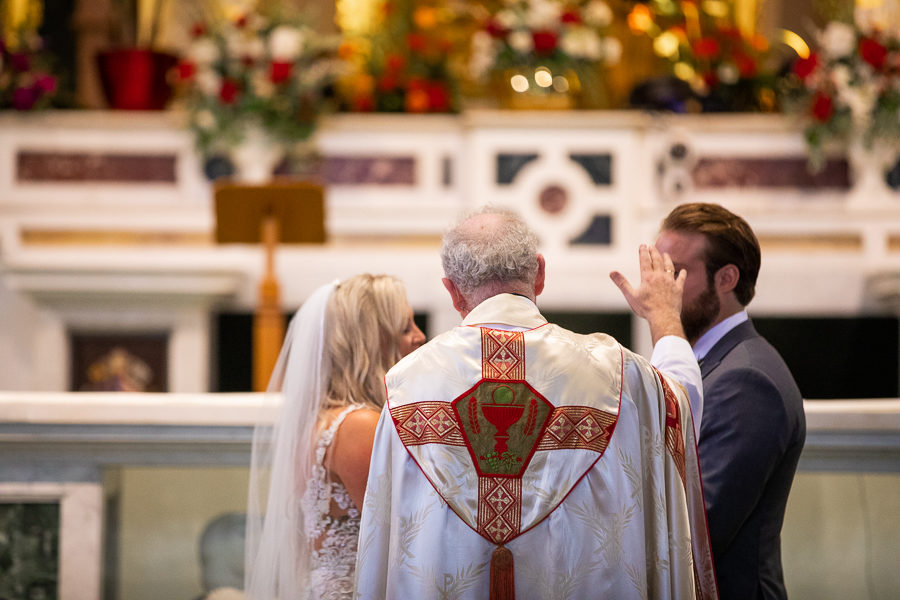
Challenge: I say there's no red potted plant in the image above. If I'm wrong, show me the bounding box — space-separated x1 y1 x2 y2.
97 0 177 110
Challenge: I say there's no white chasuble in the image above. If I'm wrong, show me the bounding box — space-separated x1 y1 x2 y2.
355 295 717 600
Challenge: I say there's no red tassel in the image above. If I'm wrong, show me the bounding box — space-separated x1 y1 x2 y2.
489 545 515 600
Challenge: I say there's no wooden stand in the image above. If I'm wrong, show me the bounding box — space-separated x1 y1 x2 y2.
214 181 326 391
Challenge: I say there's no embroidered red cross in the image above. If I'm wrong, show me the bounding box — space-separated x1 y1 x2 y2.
392 328 618 545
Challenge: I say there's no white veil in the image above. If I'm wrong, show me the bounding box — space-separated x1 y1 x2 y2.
244 281 338 600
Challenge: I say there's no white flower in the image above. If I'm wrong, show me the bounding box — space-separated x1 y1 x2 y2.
819 22 856 59
226 32 264 62
603 36 622 64
839 83 877 126
194 109 216 130
469 31 497 79
269 25 305 61
494 9 519 30
508 30 534 53
252 70 275 99
560 27 602 60
196 69 222 96
831 64 852 92
717 62 740 84
244 37 265 61
301 59 343 87
526 0 562 30
584 1 613 28
187 38 219 65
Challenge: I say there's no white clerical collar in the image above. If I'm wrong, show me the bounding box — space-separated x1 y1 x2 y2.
693 310 748 361
461 293 547 329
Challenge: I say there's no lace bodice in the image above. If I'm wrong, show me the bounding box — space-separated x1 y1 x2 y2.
300 405 364 600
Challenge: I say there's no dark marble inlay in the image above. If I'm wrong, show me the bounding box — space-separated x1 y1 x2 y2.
442 155 453 187
17 151 177 183
0 503 59 598
886 158 900 191
692 157 851 189
321 156 416 185
571 214 612 246
497 153 539 185
538 184 568 214
569 153 612 185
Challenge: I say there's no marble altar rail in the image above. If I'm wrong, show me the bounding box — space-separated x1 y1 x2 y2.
2 392 898 471
1 392 898 598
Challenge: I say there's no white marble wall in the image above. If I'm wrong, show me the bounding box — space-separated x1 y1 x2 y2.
1 110 899 394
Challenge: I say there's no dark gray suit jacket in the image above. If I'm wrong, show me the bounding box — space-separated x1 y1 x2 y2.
699 319 806 600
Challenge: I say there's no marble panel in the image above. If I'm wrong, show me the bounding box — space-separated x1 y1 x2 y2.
692 157 851 189
568 153 612 185
496 153 539 185
320 155 416 185
16 152 177 183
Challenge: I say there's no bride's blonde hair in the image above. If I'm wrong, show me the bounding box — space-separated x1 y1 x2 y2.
323 274 410 411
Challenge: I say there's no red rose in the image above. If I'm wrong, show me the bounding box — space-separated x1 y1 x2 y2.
190 23 206 38
811 92 833 122
378 74 400 92
561 9 581 24
792 53 819 80
426 81 451 112
532 31 558 54
719 26 742 40
234 15 248 29
407 76 427 91
406 32 427 53
734 52 757 78
12 86 38 110
353 95 375 112
10 52 30 72
176 61 196 81
34 74 56 93
485 19 507 38
858 37 888 70
270 61 292 83
219 79 240 104
692 37 720 60
385 53 406 72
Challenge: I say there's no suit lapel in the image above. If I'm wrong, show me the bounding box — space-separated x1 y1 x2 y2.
699 319 759 378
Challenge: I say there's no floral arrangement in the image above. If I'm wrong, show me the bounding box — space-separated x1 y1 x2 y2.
626 1 774 112
0 34 58 110
340 0 461 113
784 19 900 170
173 10 344 162
467 0 622 105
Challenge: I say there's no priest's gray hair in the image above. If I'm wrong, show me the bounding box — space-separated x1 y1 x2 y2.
441 206 539 296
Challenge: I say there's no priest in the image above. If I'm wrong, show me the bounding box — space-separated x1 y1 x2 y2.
355 207 717 600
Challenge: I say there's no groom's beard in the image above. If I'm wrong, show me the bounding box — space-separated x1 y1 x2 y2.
682 281 720 345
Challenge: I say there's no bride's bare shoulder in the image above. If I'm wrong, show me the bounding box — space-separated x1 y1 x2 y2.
327 406 381 508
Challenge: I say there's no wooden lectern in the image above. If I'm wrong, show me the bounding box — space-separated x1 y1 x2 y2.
214 181 326 392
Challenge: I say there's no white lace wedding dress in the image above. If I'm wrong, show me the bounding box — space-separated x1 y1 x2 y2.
302 405 364 600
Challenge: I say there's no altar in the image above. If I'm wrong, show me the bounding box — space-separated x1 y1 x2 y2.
2 109 899 394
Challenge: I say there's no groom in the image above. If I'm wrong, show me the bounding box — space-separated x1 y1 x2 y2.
355 207 717 599
655 202 805 599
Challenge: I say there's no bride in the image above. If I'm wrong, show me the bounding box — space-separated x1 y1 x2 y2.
244 274 425 600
